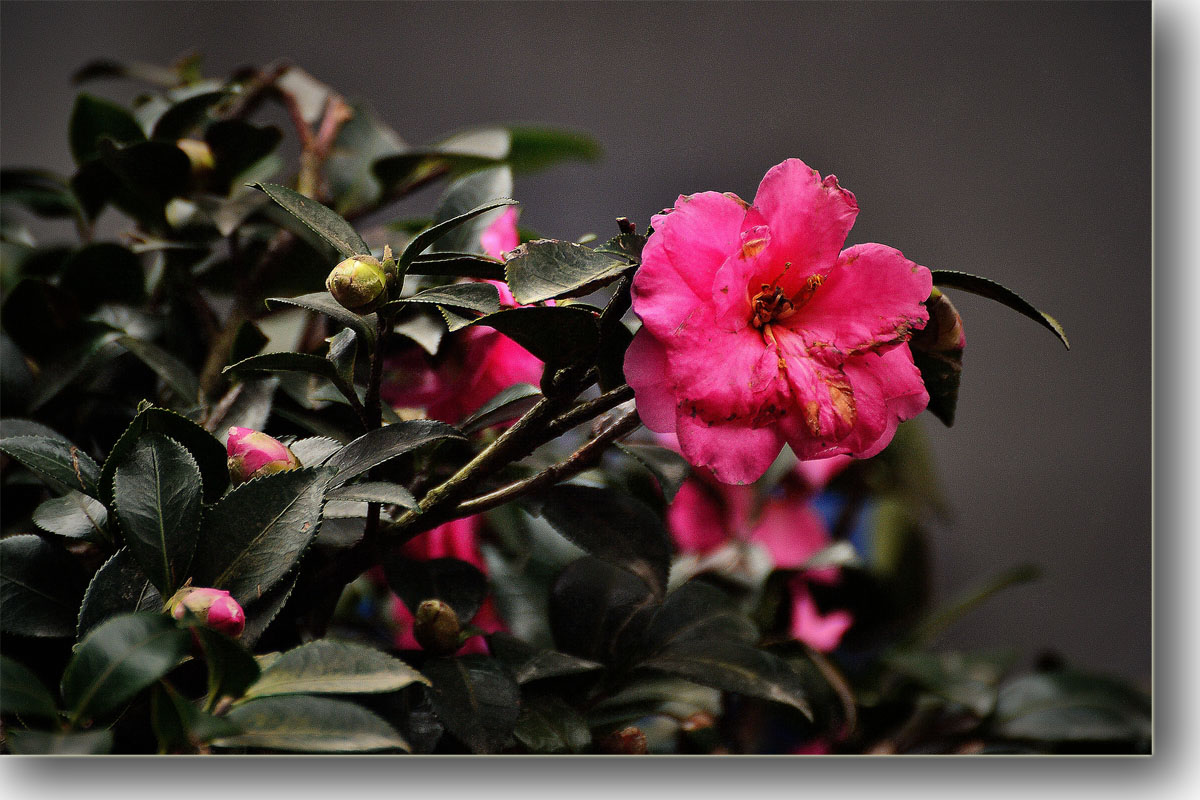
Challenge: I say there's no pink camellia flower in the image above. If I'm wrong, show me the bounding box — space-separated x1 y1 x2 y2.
388 515 506 655
225 427 301 484
666 462 853 652
168 587 246 638
625 158 933 484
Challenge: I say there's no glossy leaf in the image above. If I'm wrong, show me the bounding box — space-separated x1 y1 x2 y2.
69 93 145 164
931 270 1069 350
243 640 427 700
514 695 591 754
384 282 501 317
77 548 162 638
287 435 344 466
615 443 691 503
224 351 358 408
910 288 965 426
100 405 228 505
385 557 488 622
549 557 656 664
216 695 409 753
422 655 521 754
883 648 1014 717
252 182 369 259
326 327 357 385
205 120 282 196
487 632 603 684
191 467 335 605
192 627 262 704
0 534 88 637
32 490 108 539
471 305 600 365
325 419 465 486
530 484 672 597
504 239 633 305
0 434 100 497
61 612 190 723
0 655 60 720
993 670 1151 744
327 101 406 215
430 166 513 254
266 292 377 350
397 198 518 275
460 383 541 432
407 252 506 281
6 729 113 755
149 89 230 140
113 433 204 593
326 480 416 508
0 168 81 218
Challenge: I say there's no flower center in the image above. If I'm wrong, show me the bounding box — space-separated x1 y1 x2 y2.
750 284 794 329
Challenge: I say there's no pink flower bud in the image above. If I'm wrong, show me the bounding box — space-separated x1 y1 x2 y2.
168 587 246 638
226 427 301 484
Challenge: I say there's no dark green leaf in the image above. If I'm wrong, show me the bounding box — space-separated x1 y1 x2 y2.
230 319 269 364
266 292 377 350
325 419 465 486
203 377 278 438
150 90 230 140
0 418 71 442
1 278 83 360
0 168 82 218
471 306 600 365
327 101 406 215
640 638 812 718
0 655 60 720
616 443 691 503
637 581 759 654
460 383 541 432
100 404 229 506
251 183 368 259
384 557 488 622
61 612 190 723
204 121 282 196
384 282 501 317
0 434 100 496
932 270 1069 350
6 729 113 755
57 243 146 311
422 655 521 754
430 166 513 254
993 670 1151 744
191 467 335 605
595 232 647 262
69 93 145 164
96 139 192 223
72 58 179 87
239 569 299 648
116 336 199 405
214 695 409 753
32 490 108 539
406 252 506 281
0 534 88 638
397 198 518 274
505 126 602 174
192 627 262 704
223 351 357 408
77 548 162 638
487 632 603 684
530 484 672 597
326 327 357 385
243 640 426 700
150 681 239 752
911 288 966 426
287 436 344 466
513 694 591 754
910 563 1040 646
326 481 416 508
113 433 204 593
504 239 632 305
883 648 1014 717
549 557 655 664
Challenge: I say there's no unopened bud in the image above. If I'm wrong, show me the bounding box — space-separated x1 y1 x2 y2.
597 726 648 755
176 139 215 174
167 587 246 638
226 427 301 484
326 256 389 314
413 599 462 655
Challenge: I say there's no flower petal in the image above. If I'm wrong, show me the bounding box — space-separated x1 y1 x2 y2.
775 329 858 456
789 243 932 355
675 411 786 485
667 325 788 424
751 159 858 294
633 191 749 338
789 578 853 652
667 481 731 554
836 344 929 458
624 328 678 433
748 496 830 569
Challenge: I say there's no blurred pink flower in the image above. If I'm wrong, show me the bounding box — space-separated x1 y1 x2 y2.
666 461 853 652
625 158 932 484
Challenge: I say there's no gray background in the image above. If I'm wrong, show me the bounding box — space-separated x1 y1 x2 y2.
1 1 1150 681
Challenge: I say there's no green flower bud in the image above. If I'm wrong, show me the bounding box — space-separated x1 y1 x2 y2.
413 598 462 655
326 255 389 313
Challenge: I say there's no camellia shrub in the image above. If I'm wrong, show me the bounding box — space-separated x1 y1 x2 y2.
0 57 1149 756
